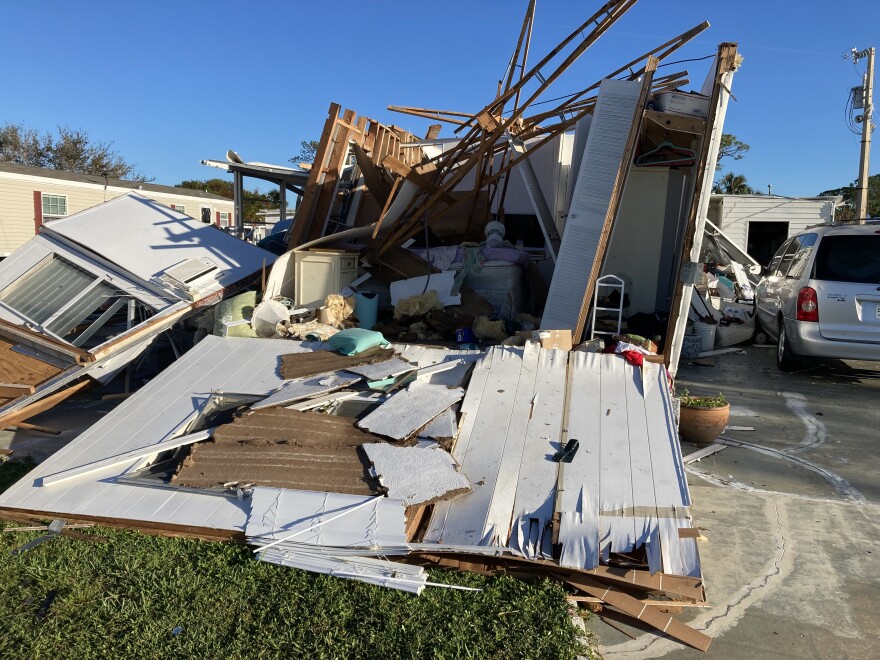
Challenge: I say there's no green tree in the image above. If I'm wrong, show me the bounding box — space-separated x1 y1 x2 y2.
713 172 756 195
0 122 149 181
818 173 880 220
289 139 319 167
716 133 749 171
176 178 276 223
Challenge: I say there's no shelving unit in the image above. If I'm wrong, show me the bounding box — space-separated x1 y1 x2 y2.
590 274 626 339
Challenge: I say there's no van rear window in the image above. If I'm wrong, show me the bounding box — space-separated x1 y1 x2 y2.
813 235 880 283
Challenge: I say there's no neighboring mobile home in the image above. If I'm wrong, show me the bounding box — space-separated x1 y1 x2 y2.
707 194 840 265
0 162 236 256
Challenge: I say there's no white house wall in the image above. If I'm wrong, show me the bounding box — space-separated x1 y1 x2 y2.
0 169 235 256
713 195 836 252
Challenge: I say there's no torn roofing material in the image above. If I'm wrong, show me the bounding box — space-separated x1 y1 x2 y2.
356 381 465 441
363 444 471 506
278 345 395 381
174 408 384 495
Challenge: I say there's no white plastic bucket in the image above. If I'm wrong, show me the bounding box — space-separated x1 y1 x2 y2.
692 321 716 352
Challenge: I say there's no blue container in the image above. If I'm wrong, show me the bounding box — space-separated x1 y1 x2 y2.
355 292 379 330
455 327 476 343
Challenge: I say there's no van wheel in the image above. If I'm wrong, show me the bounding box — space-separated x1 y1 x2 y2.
776 321 799 371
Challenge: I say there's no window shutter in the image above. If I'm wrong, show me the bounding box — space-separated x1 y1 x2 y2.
33 191 43 234
216 211 221 227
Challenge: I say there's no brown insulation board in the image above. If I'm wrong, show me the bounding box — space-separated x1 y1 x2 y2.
279 346 397 380
173 408 385 495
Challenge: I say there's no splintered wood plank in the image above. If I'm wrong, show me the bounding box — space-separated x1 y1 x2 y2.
429 347 526 546
509 347 568 559
0 380 91 431
642 361 700 577
356 382 464 442
564 574 712 652
558 352 602 569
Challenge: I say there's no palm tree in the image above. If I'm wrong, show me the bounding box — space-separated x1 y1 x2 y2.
713 172 755 195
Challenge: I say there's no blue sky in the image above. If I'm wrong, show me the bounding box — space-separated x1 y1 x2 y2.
2 1 877 196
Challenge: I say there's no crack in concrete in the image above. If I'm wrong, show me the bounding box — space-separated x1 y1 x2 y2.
600 497 793 659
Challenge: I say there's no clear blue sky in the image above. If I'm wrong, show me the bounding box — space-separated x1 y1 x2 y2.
2 1 877 196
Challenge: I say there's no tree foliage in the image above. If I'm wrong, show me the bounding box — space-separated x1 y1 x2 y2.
713 172 756 195
818 173 880 220
0 123 149 181
290 139 320 167
176 178 278 223
716 133 749 171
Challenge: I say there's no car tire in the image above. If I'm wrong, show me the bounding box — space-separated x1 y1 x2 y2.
776 320 799 371
754 330 768 345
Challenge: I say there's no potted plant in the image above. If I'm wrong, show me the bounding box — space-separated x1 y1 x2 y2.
678 390 729 444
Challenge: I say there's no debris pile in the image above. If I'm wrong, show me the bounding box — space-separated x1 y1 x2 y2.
0 1 744 652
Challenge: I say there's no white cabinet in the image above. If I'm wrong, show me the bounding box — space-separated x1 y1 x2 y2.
294 249 358 308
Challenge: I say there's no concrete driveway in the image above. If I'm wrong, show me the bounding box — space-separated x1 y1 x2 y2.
592 346 880 659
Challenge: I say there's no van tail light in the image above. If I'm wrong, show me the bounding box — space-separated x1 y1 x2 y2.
797 286 819 322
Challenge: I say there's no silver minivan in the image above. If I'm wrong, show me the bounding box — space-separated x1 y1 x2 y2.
754 222 880 370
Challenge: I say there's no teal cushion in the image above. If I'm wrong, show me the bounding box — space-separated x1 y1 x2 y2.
327 328 390 355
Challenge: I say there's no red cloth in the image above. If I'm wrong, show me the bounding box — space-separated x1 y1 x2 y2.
619 350 644 367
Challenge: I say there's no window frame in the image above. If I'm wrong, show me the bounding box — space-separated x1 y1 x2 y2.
170 203 186 214
200 206 212 224
219 211 230 227
41 193 68 218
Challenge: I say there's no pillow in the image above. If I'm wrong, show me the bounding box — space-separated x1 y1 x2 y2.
327 328 390 355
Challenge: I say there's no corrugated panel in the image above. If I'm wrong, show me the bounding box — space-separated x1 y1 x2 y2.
246 487 408 550
542 79 642 332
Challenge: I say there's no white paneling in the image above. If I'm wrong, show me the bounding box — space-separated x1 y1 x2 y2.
542 79 642 332
508 347 568 559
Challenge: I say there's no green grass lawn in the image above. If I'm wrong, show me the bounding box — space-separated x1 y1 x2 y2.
0 459 590 659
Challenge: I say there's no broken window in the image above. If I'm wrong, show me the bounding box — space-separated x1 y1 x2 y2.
0 255 153 346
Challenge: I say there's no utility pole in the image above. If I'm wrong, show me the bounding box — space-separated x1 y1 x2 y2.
853 47 874 223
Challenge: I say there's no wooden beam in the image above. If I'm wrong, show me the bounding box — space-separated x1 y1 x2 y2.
0 383 36 398
563 575 712 652
307 108 357 241
381 155 457 207
287 102 341 248
0 380 91 431
424 124 442 140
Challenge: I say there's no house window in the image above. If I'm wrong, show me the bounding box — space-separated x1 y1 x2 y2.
42 194 67 218
170 204 186 214
0 255 115 337
219 212 230 227
200 207 211 224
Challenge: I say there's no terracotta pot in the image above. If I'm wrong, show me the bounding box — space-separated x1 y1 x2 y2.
678 403 730 445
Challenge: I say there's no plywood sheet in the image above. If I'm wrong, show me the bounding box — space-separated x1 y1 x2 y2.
0 338 63 387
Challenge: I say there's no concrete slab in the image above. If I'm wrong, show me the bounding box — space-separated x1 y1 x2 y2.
589 346 880 657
